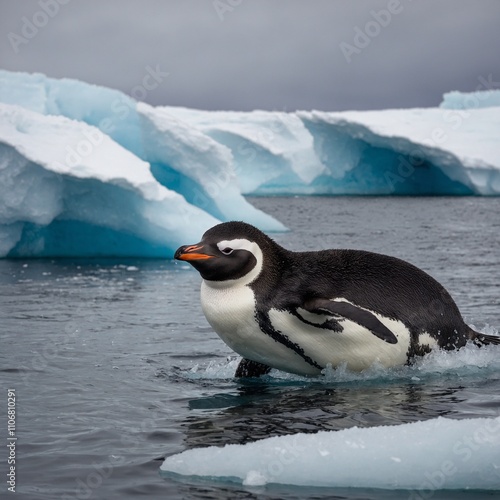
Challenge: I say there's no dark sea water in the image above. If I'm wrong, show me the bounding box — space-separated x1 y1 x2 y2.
1 196 500 500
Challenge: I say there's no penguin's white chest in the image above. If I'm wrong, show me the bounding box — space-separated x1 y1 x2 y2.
200 281 316 373
200 281 257 344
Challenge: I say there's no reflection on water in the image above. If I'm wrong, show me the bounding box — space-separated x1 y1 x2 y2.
183 379 466 449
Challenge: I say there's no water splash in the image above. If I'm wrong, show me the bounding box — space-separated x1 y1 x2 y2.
179 329 500 386
187 357 242 380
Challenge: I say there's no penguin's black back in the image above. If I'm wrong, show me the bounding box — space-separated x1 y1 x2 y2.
251 246 469 349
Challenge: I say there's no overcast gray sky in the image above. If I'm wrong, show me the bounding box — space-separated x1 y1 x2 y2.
1 0 499 111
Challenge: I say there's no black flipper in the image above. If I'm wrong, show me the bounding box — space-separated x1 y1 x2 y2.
235 358 272 378
303 298 398 344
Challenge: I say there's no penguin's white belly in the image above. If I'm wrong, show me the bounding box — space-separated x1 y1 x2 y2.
201 282 320 375
268 308 413 372
201 282 414 376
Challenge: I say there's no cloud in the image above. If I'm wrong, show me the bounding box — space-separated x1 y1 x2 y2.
0 0 499 111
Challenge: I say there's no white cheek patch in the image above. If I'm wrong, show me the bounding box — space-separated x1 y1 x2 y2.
206 238 264 288
217 239 255 253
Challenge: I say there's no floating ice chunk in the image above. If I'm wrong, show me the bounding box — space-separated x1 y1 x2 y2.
161 416 500 490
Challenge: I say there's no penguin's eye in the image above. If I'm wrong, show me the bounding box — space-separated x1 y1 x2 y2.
220 247 233 255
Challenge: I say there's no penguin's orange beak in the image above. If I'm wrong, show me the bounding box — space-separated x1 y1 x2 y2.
174 244 215 261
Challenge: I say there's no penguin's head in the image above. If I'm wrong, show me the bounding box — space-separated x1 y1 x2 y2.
174 221 272 285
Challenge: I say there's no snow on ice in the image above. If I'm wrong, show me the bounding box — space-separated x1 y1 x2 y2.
0 69 499 257
161 415 500 490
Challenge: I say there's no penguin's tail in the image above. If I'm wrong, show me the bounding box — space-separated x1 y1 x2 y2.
468 327 500 347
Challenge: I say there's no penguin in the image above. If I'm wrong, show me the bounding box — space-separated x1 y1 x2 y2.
174 221 500 378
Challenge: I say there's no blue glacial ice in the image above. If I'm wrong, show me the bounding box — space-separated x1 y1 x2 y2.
161 107 325 194
0 69 499 257
298 107 500 196
141 100 498 196
161 415 500 490
167 105 500 196
137 102 271 222
0 70 284 257
440 88 500 110
0 103 221 257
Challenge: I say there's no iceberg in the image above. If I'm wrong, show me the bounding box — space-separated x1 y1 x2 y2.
0 69 499 257
0 69 144 156
440 89 500 110
0 103 221 257
0 69 284 227
161 107 325 194
0 70 285 257
137 103 276 222
170 106 500 195
161 415 500 490
298 107 500 195
164 104 500 196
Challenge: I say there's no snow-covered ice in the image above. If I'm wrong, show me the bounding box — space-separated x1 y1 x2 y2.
137 103 279 225
298 107 500 195
0 69 285 229
162 107 325 194
0 103 221 257
161 415 500 490
0 69 499 257
164 99 500 196
0 70 284 257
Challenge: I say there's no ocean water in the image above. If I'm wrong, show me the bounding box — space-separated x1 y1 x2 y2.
1 196 500 500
